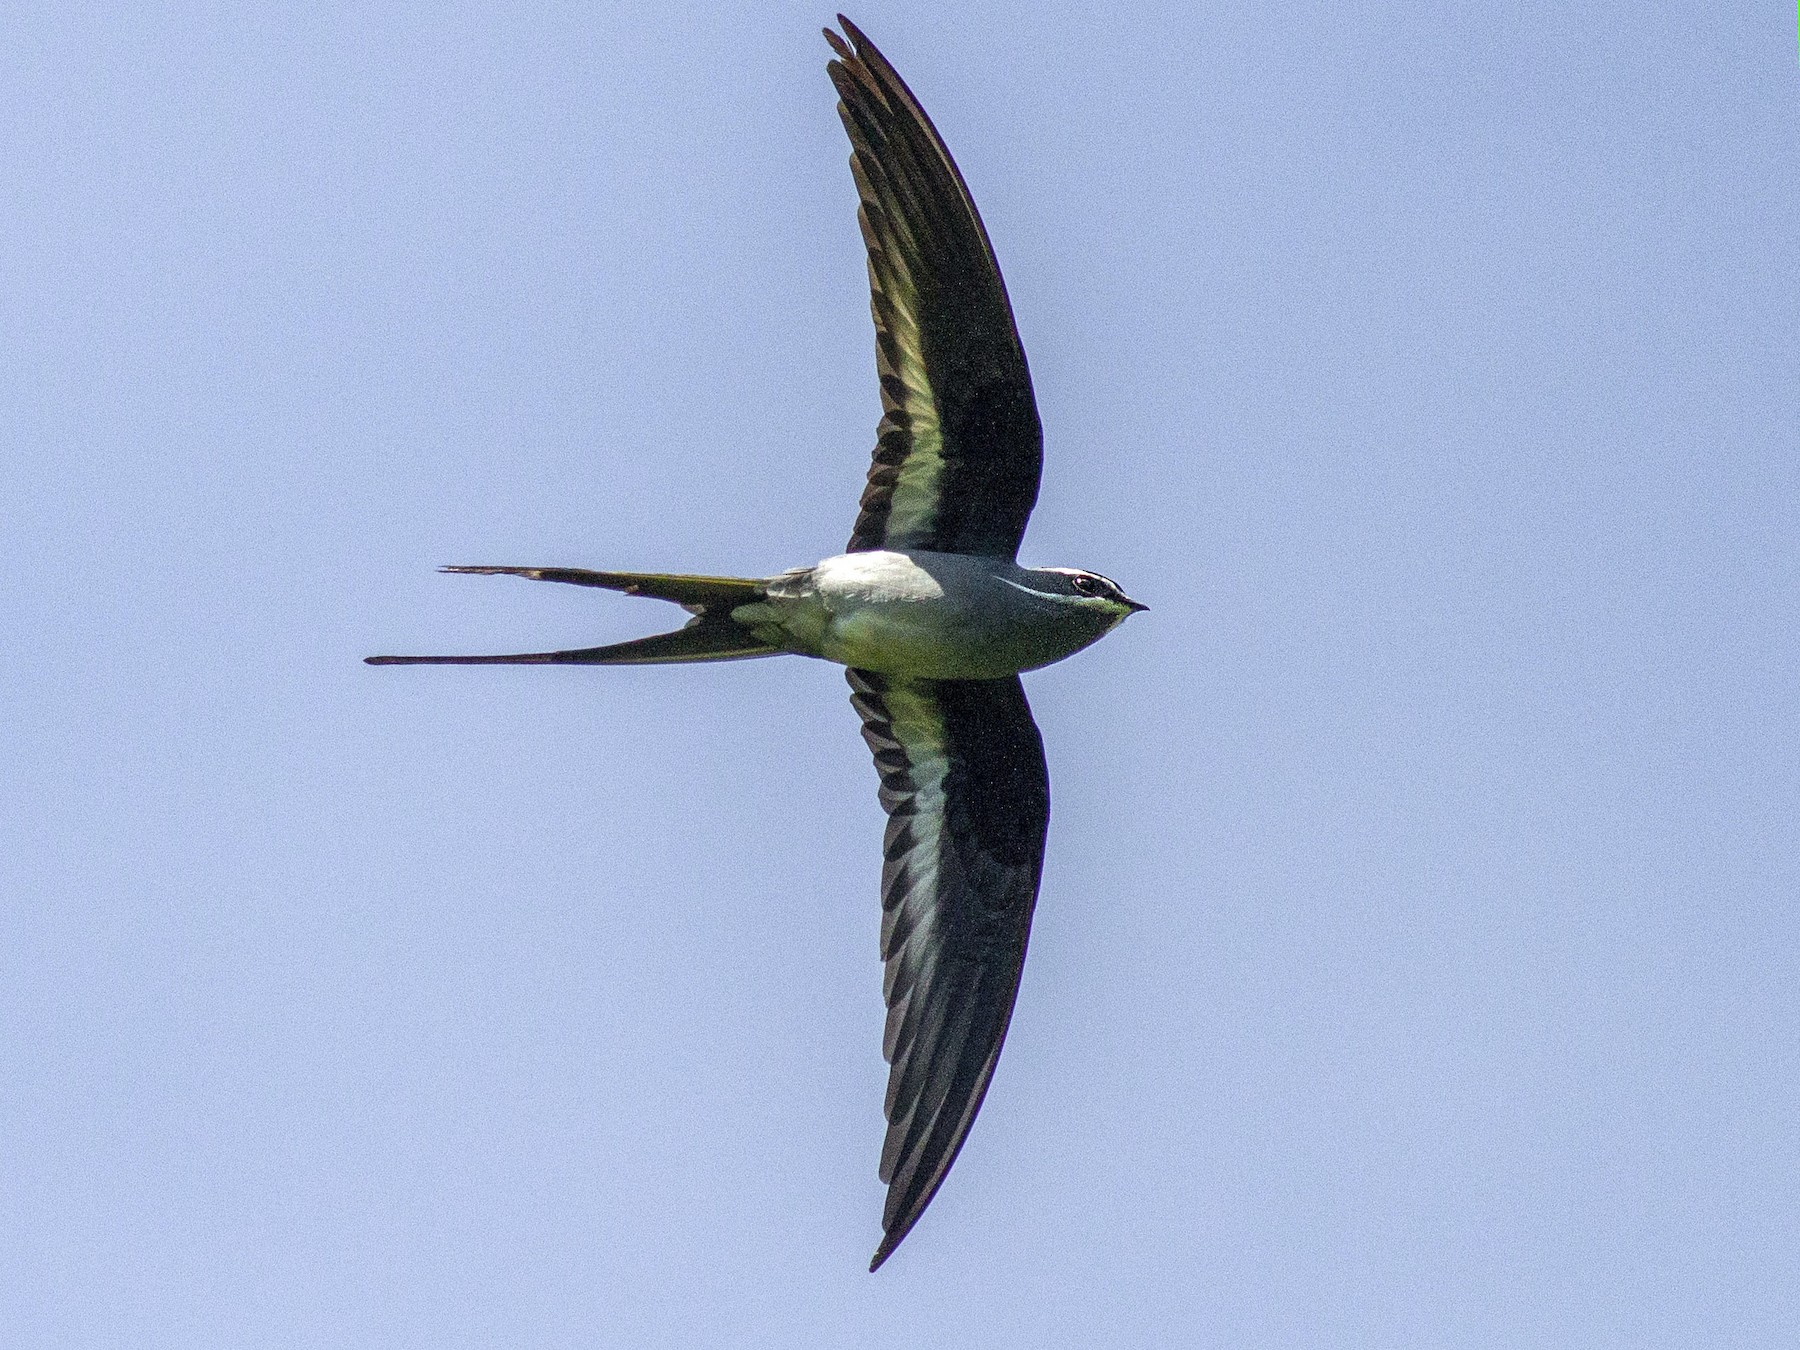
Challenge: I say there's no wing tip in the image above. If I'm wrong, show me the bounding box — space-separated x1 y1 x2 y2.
868 1188 934 1272
869 1230 903 1272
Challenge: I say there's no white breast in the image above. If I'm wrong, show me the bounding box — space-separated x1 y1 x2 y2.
811 550 949 606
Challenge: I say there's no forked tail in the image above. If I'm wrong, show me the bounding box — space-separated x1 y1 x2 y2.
365 566 780 666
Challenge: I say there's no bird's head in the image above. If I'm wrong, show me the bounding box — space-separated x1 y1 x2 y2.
1037 568 1148 626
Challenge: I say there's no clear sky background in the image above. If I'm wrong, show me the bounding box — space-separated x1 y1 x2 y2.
4 3 1796 1346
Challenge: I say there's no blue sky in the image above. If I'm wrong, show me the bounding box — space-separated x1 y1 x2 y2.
4 3 1796 1345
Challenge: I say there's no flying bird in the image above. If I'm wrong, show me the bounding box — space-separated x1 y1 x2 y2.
368 15 1144 1270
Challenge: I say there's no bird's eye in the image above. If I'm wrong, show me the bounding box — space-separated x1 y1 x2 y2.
1071 575 1101 596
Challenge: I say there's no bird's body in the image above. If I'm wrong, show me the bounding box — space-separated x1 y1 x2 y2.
369 16 1142 1270
738 550 1137 679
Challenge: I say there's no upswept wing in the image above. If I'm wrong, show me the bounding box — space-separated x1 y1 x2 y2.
846 670 1050 1269
826 18 1043 560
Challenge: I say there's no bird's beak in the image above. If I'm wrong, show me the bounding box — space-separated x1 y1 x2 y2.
1123 597 1149 613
